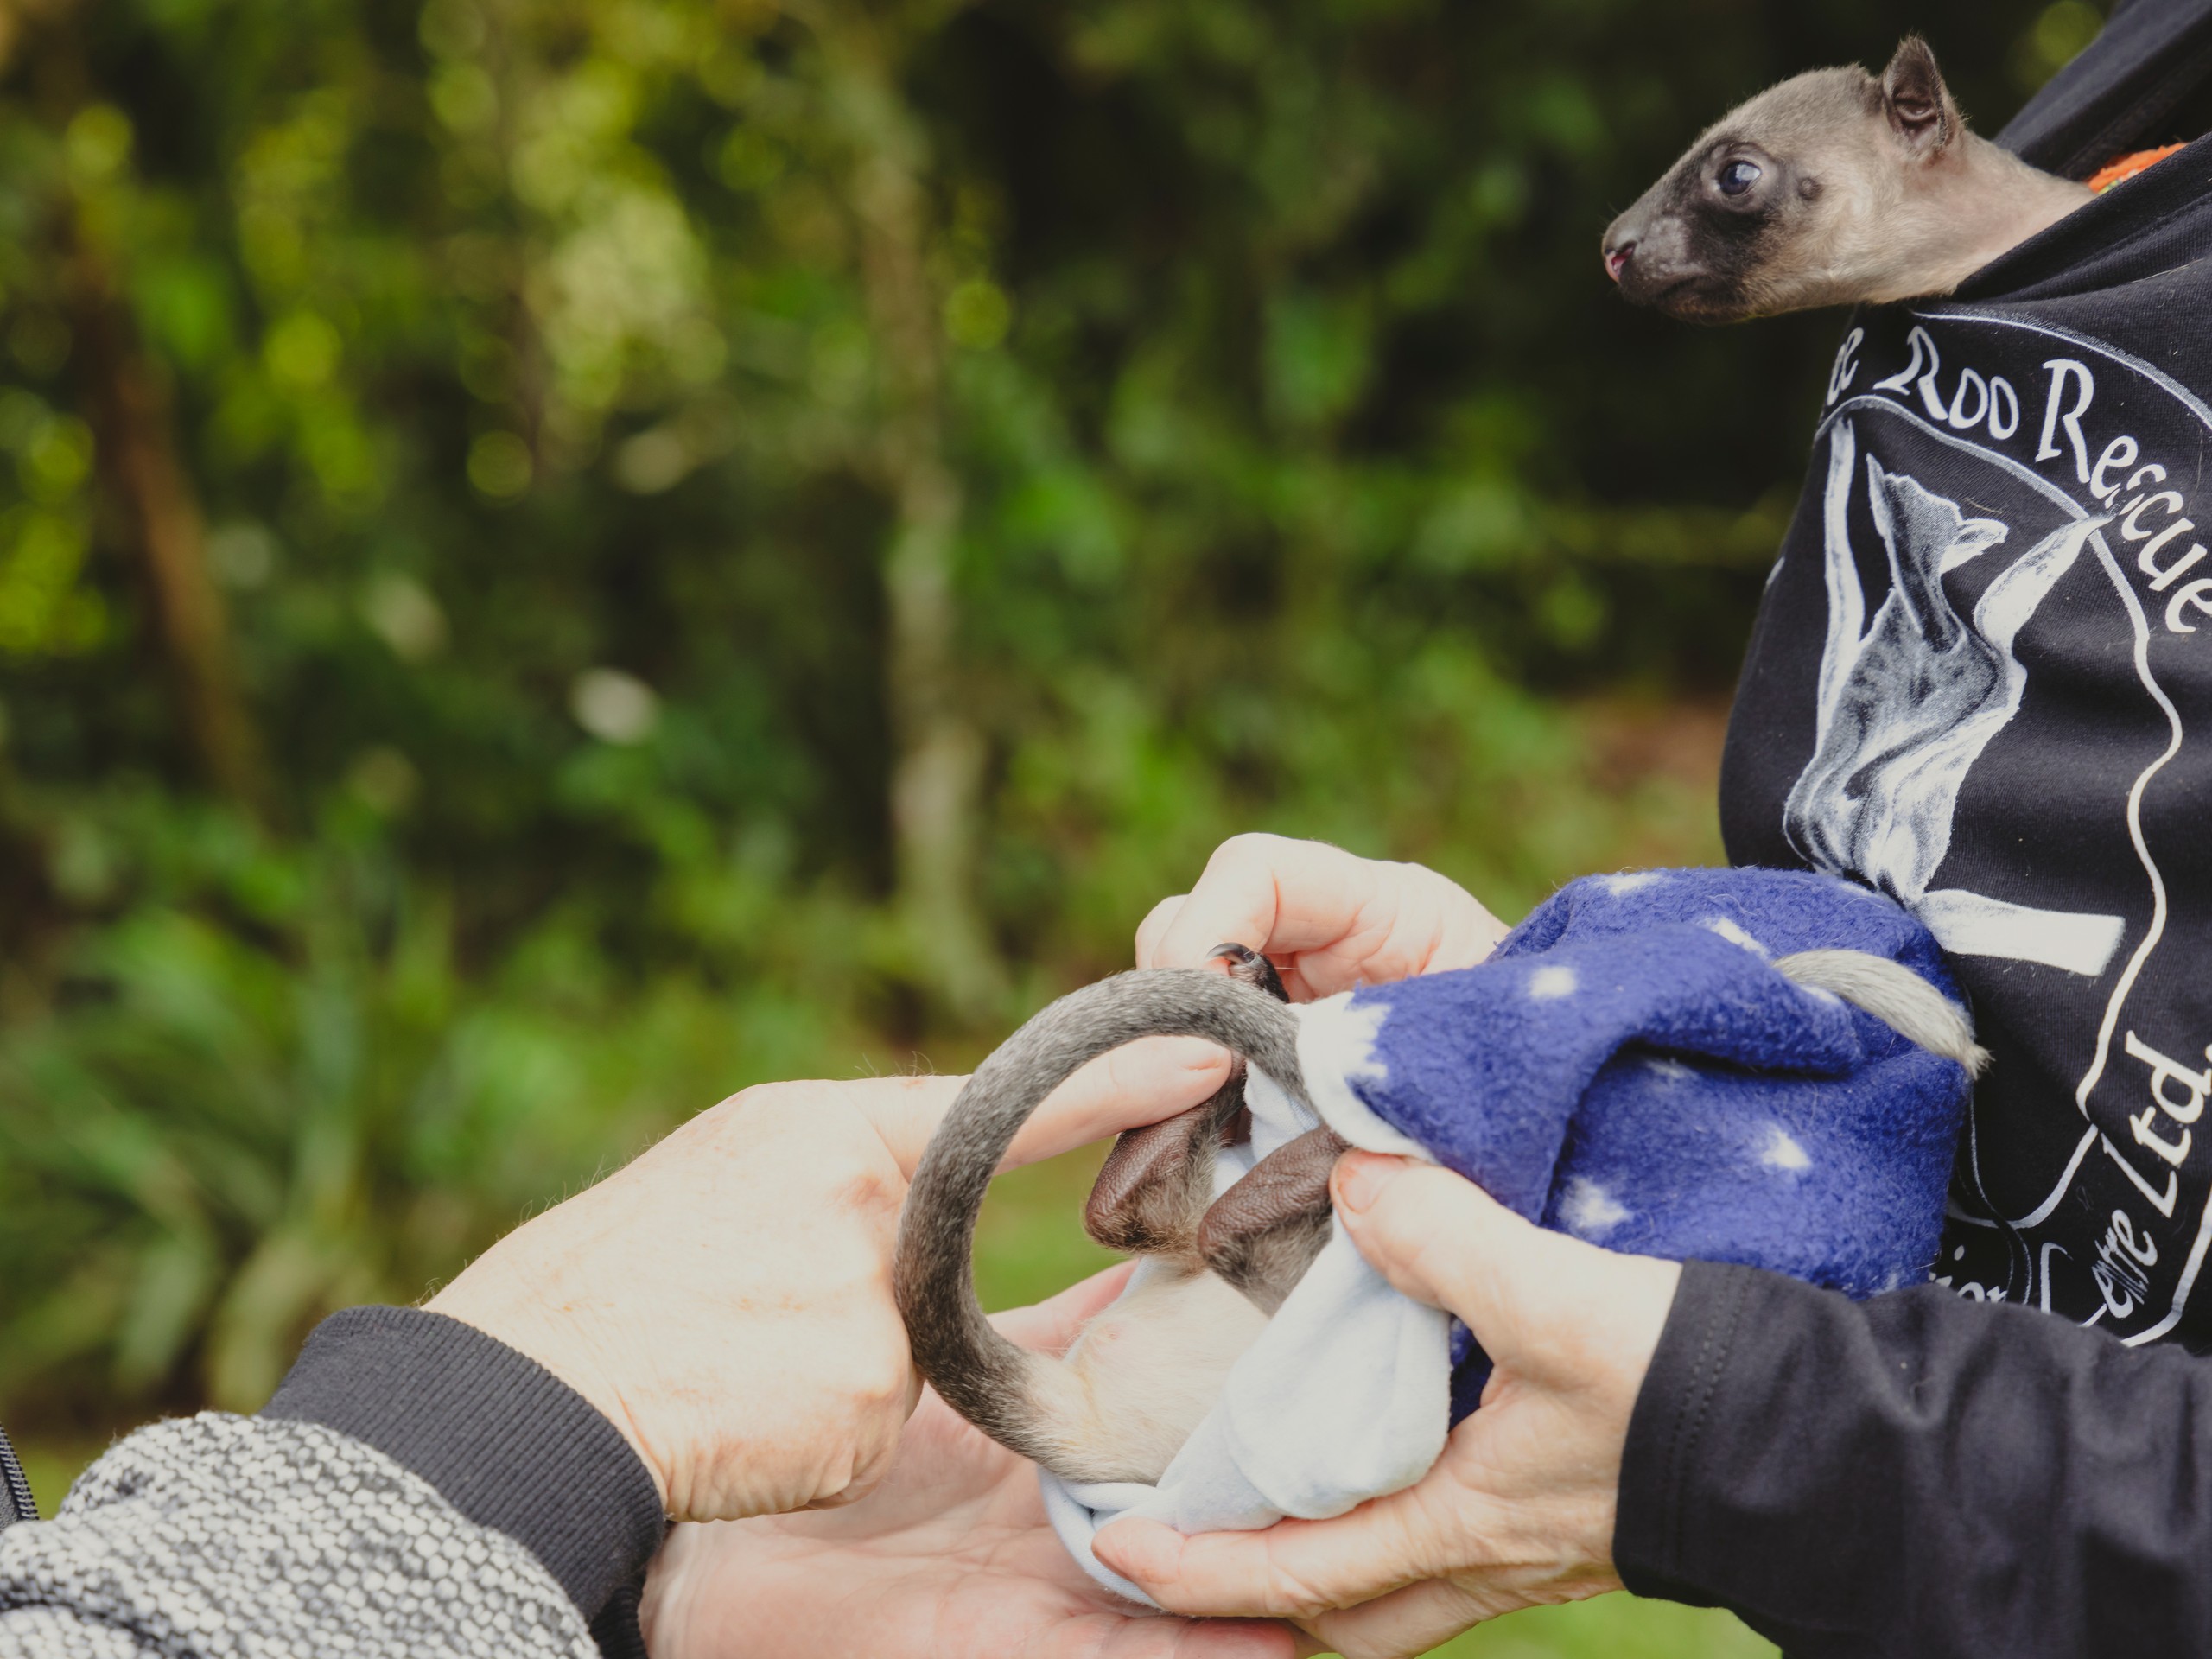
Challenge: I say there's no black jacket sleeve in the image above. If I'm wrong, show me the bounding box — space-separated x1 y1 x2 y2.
1615 1261 2212 1657
264 1306 667 1649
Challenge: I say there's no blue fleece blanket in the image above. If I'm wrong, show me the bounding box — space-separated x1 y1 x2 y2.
1356 865 1971 1417
1044 866 1976 1603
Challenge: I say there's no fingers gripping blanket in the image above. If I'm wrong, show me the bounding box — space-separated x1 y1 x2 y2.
1044 867 1976 1603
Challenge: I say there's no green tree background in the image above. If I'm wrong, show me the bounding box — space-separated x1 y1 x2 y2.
0 0 2107 1651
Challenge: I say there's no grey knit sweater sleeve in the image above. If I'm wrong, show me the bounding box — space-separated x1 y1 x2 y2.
0 1308 669 1658
0 1414 598 1658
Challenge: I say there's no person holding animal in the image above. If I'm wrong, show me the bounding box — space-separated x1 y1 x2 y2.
0 1059 1314 1659
659 19 2212 1657
11 17 2211 1659
255 21 2212 1659
1062 16 2212 1658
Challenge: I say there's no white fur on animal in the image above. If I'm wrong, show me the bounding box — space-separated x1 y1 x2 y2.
1603 36 2092 321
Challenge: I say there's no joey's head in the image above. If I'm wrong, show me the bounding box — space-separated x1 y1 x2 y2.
1602 36 2068 322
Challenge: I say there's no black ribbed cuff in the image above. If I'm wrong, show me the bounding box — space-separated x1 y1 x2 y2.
264 1306 667 1623
1613 1258 1758 1608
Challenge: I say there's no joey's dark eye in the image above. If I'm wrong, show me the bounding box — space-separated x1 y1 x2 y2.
1718 159 1763 197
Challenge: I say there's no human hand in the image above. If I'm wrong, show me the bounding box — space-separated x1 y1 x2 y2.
1135 835 1509 999
425 1044 1234 1524
638 1267 1310 1659
1093 1153 1682 1659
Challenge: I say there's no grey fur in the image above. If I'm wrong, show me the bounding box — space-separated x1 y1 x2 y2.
1775 947 1990 1076
894 969 1306 1473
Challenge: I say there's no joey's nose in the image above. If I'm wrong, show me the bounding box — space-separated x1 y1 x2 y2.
1601 205 1645 284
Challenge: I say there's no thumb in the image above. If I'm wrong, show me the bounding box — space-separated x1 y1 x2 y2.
988 1261 1138 1354
1331 1152 1683 1392
1330 1153 1577 1358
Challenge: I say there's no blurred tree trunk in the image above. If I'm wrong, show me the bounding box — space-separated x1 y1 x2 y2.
68 221 269 818
24 5 266 816
820 3 1003 1020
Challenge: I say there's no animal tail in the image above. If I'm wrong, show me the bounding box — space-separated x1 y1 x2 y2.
1774 949 1991 1077
894 968 1305 1477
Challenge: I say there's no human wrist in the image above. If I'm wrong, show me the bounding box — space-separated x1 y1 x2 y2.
425 1267 666 1503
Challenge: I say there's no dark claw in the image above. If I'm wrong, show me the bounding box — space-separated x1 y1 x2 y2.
1219 1102 1252 1148
1211 942 1289 1002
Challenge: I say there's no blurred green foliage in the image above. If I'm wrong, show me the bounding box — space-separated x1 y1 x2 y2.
0 0 2090 1649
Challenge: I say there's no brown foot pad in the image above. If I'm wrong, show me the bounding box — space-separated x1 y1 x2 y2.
1198 1125 1351 1314
1081 942 1290 1257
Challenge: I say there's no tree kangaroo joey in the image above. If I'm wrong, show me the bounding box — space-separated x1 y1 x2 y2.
896 945 1350 1485
1603 35 2094 321
894 938 1987 1486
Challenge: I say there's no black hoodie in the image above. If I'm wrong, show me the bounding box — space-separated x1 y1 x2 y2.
1617 3 2212 1652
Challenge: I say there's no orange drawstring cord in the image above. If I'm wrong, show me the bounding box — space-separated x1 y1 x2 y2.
2087 143 2188 193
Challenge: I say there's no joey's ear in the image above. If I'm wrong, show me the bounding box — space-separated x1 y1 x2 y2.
1881 35 1956 154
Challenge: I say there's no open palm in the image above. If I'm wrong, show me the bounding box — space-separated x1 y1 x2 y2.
639 1270 1302 1659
